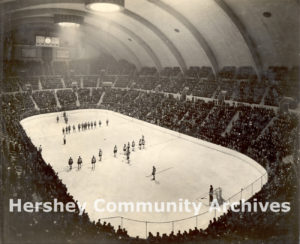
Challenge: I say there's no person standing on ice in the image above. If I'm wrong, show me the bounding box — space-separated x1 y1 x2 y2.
114 145 117 157
209 185 214 205
63 135 66 145
123 144 127 155
56 115 59 123
99 120 102 127
127 142 130 152
106 119 109 126
152 166 156 181
77 156 82 170
99 148 102 161
68 157 73 170
91 155 96 170
139 139 142 150
132 140 135 151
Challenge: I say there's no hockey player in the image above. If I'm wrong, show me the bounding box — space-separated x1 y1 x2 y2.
99 120 102 127
77 156 82 170
132 140 135 151
152 166 156 181
127 142 130 152
63 135 66 145
78 124 81 131
123 144 127 155
114 145 117 157
56 115 59 123
126 149 130 164
142 137 145 149
68 157 73 170
91 155 96 170
99 148 102 161
139 139 142 150
73 125 76 132
94 121 97 127
106 119 109 126
91 122 94 129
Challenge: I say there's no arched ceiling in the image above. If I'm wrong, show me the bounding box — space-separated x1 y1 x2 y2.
1 0 299 75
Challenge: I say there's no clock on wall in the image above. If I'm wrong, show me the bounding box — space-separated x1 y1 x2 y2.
45 37 52 44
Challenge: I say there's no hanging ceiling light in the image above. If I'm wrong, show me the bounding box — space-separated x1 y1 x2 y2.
54 15 84 27
85 0 125 12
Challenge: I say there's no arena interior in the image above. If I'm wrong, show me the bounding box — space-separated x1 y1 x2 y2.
0 0 299 243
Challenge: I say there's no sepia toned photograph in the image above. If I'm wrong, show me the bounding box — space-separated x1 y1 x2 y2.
0 0 299 243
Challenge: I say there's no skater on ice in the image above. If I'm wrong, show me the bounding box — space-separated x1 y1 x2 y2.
127 142 130 152
99 120 102 127
106 119 109 126
91 155 96 170
56 115 59 123
99 148 102 161
139 139 142 150
77 156 82 170
114 145 117 157
63 135 66 145
68 157 73 170
123 144 127 155
151 166 156 181
132 140 135 151
126 150 130 164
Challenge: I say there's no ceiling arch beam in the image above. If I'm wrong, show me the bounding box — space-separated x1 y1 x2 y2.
148 0 219 75
123 9 187 72
214 0 263 79
8 8 162 70
9 16 143 69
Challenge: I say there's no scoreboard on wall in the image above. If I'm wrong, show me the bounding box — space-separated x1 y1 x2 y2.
36 36 60 47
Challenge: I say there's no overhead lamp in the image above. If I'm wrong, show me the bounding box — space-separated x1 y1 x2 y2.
85 0 124 12
54 15 84 27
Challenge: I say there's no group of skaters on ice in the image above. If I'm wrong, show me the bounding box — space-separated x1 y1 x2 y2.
67 135 146 168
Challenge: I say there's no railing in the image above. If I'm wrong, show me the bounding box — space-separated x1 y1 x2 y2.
99 172 268 239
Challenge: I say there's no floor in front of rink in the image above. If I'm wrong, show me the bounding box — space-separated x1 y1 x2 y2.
21 109 265 238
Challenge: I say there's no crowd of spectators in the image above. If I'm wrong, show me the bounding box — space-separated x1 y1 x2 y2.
32 91 57 112
56 89 77 109
0 66 299 243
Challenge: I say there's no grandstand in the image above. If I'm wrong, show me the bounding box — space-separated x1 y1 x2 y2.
0 0 299 244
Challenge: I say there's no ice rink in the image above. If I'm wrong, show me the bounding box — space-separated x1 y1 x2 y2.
21 109 267 238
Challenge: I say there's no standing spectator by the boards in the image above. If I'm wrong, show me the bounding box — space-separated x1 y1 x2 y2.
209 185 214 205
38 145 42 153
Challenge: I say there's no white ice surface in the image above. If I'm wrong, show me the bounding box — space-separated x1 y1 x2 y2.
21 109 267 238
